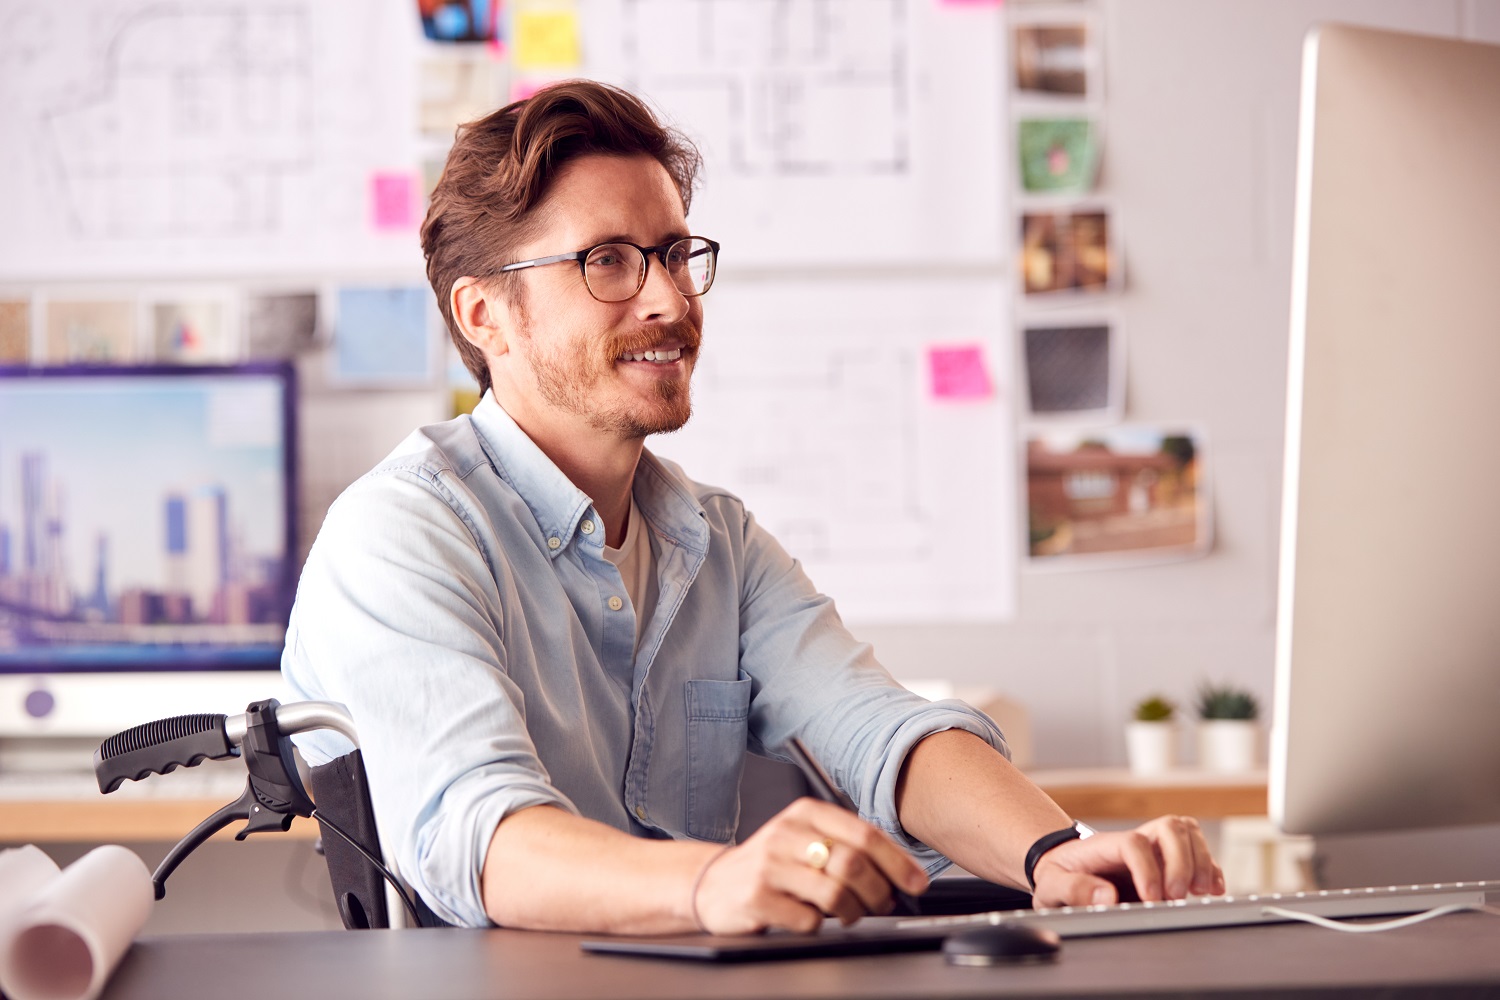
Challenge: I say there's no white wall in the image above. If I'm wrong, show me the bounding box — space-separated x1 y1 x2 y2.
856 0 1500 768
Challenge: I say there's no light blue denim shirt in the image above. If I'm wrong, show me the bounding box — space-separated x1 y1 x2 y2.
283 393 1008 927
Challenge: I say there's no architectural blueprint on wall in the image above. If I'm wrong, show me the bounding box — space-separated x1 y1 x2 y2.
0 0 422 279
649 276 1017 623
579 0 1008 267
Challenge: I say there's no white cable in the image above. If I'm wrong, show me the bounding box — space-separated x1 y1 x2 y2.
1260 903 1500 933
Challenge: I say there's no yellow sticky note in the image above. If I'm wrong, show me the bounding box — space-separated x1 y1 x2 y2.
515 10 581 70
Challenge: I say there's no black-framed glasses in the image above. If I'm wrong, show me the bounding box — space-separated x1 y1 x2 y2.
499 237 720 303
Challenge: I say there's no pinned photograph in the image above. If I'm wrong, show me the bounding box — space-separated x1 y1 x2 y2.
152 297 238 364
1026 425 1211 567
1018 118 1099 194
0 299 29 363
417 0 501 42
1024 321 1122 420
1021 209 1114 295
246 291 320 359
331 286 435 384
44 299 138 364
1012 20 1094 98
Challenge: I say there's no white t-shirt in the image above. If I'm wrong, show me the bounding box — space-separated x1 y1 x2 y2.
602 495 658 651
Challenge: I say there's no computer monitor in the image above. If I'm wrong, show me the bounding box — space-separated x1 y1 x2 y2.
0 363 296 744
1271 25 1500 837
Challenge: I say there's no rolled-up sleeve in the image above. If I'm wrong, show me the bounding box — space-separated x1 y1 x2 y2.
732 507 1009 873
282 466 575 927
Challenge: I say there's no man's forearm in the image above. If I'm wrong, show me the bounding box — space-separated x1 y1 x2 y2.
481 804 721 932
893 728 1074 890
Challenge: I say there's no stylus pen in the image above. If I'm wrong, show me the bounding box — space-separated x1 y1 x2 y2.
784 737 922 916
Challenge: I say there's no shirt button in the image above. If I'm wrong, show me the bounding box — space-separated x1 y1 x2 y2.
635 805 647 820
547 536 561 550
607 596 624 611
580 519 595 535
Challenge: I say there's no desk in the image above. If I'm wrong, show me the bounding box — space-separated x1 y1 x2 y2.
100 914 1500 1000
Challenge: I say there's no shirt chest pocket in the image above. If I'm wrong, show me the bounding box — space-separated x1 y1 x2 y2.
683 677 752 843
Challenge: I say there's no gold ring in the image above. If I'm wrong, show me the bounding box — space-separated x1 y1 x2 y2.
805 837 834 871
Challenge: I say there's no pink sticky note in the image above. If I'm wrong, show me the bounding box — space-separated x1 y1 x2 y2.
371 172 416 231
927 344 994 400
509 78 547 103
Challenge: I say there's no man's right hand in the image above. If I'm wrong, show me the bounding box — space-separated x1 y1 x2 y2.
690 797 930 935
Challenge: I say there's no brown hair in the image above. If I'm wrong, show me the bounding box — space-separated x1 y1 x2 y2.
421 80 702 393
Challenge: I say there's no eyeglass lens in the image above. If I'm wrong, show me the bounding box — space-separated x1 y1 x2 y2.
583 238 716 303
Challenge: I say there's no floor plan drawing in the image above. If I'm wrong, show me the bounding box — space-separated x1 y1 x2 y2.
38 6 314 240
619 0 909 177
0 0 418 278
679 342 930 563
579 0 1006 266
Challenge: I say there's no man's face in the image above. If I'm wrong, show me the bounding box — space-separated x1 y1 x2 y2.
497 153 704 442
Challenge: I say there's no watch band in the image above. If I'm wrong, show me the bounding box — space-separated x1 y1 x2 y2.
1024 823 1082 891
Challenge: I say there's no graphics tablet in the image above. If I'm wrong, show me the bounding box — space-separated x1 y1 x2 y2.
580 924 949 963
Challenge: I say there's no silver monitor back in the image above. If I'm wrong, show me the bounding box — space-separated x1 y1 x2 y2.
1272 24 1500 836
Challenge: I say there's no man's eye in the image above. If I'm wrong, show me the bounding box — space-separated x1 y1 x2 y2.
666 248 688 265
590 253 622 267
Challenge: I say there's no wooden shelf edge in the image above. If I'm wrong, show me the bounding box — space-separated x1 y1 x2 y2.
0 800 320 844
1031 773 1269 820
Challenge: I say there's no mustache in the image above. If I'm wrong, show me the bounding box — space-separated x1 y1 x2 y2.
608 318 702 358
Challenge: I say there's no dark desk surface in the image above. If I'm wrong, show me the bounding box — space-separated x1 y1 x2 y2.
102 912 1500 1000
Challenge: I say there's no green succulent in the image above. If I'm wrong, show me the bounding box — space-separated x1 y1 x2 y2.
1195 683 1260 721
1132 695 1176 722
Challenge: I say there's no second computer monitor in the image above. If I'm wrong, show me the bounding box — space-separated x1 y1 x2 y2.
1271 24 1500 837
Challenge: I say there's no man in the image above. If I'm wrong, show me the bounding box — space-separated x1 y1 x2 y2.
284 80 1222 934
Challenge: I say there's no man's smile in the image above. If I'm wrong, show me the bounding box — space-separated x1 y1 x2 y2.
618 347 684 363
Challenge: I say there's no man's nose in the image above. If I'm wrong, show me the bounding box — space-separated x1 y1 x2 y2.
633 253 690 323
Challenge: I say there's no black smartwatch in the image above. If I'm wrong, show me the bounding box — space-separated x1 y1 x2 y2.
1024 821 1094 891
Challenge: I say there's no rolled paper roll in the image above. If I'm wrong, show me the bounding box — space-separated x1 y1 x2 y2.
0 846 62 928
0 845 153 1000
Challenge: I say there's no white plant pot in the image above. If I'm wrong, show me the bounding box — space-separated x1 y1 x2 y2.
1197 720 1258 773
1125 721 1178 775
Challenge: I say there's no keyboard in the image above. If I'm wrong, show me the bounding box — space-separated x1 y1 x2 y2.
897 881 1500 938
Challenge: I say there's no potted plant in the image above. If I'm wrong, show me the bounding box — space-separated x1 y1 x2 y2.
1125 695 1178 775
1195 683 1261 773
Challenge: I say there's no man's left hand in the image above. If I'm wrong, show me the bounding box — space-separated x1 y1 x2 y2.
1028 815 1225 908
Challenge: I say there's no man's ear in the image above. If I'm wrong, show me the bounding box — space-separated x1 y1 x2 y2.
450 277 513 358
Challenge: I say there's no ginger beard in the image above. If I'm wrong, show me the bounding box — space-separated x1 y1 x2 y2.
520 312 703 439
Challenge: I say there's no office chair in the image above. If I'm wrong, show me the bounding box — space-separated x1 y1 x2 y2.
93 699 437 929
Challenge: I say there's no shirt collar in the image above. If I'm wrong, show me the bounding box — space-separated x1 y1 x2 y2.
634 448 709 557
467 392 707 559
468 393 593 559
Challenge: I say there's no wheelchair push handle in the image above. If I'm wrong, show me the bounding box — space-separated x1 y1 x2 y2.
93 713 237 793
92 701 360 795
